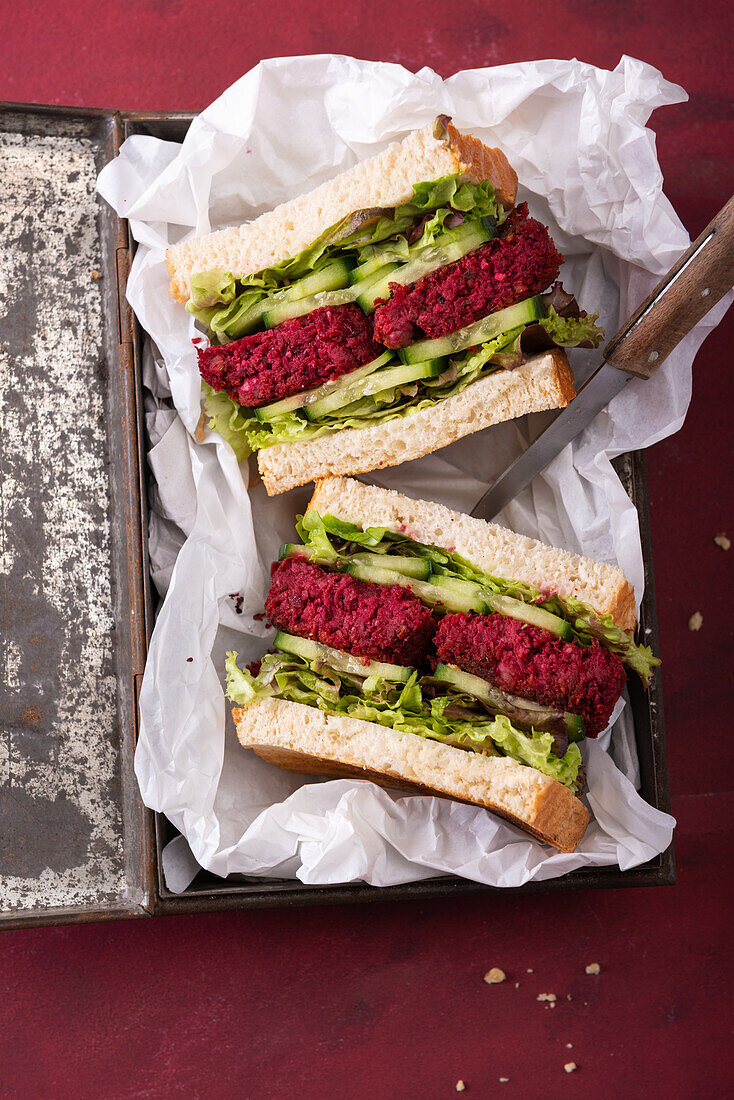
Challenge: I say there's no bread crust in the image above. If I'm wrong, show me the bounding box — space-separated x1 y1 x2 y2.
257 349 575 498
233 698 590 853
166 121 518 302
306 474 636 631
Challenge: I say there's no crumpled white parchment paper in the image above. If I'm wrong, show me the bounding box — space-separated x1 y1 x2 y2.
97 54 729 891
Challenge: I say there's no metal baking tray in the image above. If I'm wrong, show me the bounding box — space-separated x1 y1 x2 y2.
0 104 154 928
0 107 673 928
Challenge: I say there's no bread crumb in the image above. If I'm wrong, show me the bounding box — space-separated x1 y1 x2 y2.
566 994 572 1001
564 1062 577 1074
688 612 703 631
566 1043 573 1049
499 1079 509 1083
455 1081 466 1092
484 968 506 984
585 963 601 975
714 533 731 550
537 993 556 1002
526 968 533 973
90 268 102 280
514 982 520 989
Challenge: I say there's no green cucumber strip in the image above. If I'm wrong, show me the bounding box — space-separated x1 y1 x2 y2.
484 592 574 640
278 543 310 561
305 360 443 420
356 221 493 313
433 664 586 739
400 296 545 364
564 713 587 743
346 562 488 613
273 630 414 682
211 296 269 337
253 351 394 420
278 257 352 303
350 219 490 287
350 260 400 288
409 217 492 258
350 553 432 579
262 287 356 328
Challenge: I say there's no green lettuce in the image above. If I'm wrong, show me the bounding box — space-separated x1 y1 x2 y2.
186 175 502 333
540 305 604 347
187 269 236 311
225 650 582 789
201 299 604 456
290 512 659 684
201 382 257 460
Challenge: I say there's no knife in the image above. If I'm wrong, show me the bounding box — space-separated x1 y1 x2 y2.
471 195 734 521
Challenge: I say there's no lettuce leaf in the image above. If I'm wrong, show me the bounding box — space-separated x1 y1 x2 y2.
290 512 659 683
202 381 257 460
187 269 236 311
540 305 603 347
225 650 582 789
186 174 502 333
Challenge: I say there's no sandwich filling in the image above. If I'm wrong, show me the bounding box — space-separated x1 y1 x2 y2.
188 174 603 459
226 513 660 792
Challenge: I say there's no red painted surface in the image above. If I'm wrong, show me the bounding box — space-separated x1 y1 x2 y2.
1 2 733 1097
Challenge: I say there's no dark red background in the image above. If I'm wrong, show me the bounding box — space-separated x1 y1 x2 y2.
1 2 733 1097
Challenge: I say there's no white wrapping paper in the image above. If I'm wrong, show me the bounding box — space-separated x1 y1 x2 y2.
98 55 728 891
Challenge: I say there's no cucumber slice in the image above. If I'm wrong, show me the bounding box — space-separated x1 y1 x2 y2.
346 562 487 613
483 592 574 640
350 250 404 283
433 664 586 739
427 575 489 612
400 296 545 364
351 221 491 294
305 360 443 420
211 296 269 338
273 631 414 682
564 713 587 743
350 553 432 579
356 223 493 314
253 351 393 421
262 287 356 328
409 218 493 258
278 543 310 561
278 258 352 303
353 264 401 309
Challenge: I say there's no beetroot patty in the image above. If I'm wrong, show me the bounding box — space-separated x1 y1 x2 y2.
198 303 381 407
372 204 564 349
266 558 436 667
434 612 626 736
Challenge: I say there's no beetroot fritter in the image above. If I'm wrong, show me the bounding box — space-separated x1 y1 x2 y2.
198 303 380 407
372 204 563 348
266 558 436 667
434 612 626 736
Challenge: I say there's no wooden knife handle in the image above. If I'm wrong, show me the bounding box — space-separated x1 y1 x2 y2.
603 194 734 379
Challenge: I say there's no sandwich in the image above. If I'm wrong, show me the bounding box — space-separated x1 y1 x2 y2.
225 478 659 853
167 118 604 495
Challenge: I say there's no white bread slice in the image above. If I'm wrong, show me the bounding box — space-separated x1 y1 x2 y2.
257 349 575 498
307 475 636 631
166 121 518 303
233 698 591 853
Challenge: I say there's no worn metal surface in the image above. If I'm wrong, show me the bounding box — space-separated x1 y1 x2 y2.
0 106 154 925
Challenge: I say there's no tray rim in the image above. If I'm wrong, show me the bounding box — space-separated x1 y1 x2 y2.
0 101 156 930
0 103 675 927
119 112 674 911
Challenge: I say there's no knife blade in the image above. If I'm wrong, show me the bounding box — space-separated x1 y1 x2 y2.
471 194 734 521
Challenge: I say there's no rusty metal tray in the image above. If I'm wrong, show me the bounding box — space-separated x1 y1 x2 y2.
0 107 673 929
0 104 155 928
